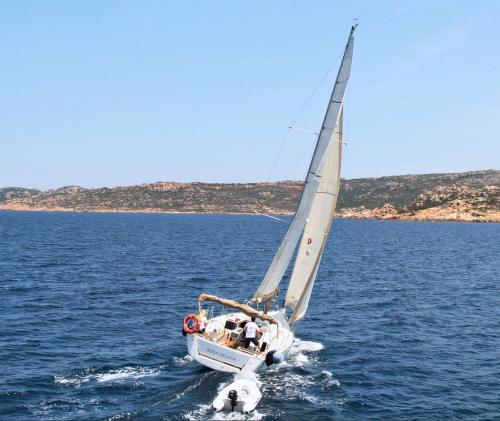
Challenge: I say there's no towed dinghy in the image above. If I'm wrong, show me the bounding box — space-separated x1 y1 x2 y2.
212 379 262 414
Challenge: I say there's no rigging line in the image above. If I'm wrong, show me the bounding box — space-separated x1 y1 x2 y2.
288 124 319 136
281 138 317 180
255 211 289 223
266 126 291 181
266 43 344 183
290 49 344 124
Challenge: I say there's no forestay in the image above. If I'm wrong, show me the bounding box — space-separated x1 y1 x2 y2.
253 25 356 303
285 109 343 321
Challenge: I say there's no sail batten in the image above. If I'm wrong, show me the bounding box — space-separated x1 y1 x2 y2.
253 25 356 303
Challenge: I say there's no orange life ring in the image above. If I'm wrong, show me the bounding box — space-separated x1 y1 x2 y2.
183 314 201 334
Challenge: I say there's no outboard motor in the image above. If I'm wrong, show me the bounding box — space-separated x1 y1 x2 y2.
228 389 238 412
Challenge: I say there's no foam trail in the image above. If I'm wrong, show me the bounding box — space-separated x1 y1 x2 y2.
289 338 324 354
270 337 324 368
173 354 194 366
97 366 160 383
185 405 263 421
54 365 160 387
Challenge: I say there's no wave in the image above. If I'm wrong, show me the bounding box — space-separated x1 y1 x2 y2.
54 365 160 387
172 354 194 366
317 370 341 388
96 366 159 383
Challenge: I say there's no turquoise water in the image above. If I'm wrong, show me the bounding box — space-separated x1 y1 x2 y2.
1 211 499 420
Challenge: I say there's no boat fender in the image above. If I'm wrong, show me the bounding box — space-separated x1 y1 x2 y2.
183 314 200 334
265 350 276 366
181 328 187 336
273 352 284 364
265 350 284 366
228 389 238 412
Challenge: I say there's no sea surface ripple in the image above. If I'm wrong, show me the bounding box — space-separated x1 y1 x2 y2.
0 211 499 420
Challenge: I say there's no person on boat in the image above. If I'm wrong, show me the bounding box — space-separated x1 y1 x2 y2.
198 309 208 334
243 317 260 349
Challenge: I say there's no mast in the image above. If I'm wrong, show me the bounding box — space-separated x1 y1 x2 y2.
253 25 356 303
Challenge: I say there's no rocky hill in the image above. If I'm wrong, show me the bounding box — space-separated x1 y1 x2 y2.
1 170 498 222
338 184 499 222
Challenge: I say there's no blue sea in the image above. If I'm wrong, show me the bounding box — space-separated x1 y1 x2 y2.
1 211 499 420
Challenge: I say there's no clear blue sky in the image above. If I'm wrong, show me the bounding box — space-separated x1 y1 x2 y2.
1 1 499 189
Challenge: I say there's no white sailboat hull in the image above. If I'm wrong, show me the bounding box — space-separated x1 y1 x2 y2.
186 311 293 373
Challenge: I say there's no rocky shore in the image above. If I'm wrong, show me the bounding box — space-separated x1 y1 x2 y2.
337 185 499 222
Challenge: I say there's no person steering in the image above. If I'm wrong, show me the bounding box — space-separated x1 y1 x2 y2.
243 317 259 349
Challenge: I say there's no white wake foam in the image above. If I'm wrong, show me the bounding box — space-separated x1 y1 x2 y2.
54 365 160 387
271 337 324 368
173 354 194 366
289 338 324 354
319 370 341 388
96 366 159 383
234 371 262 387
212 409 264 420
184 403 264 421
54 374 86 386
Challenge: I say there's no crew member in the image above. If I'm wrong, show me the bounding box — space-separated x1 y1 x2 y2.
198 309 208 334
243 317 259 349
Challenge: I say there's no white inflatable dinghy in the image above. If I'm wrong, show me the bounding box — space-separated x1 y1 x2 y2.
212 379 262 414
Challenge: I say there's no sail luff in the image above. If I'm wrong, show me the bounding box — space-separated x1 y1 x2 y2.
253 26 356 302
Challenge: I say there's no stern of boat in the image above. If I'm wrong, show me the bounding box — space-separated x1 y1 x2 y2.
187 333 263 373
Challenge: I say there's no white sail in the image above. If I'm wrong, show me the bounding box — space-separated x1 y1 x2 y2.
285 108 343 322
253 25 356 302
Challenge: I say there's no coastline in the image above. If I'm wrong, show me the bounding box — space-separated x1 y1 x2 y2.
2 170 497 223
1 206 498 223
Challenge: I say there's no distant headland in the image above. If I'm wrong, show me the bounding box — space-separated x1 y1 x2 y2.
1 170 498 222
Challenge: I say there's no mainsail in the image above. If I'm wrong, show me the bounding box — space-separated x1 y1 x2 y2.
253 25 356 303
285 108 343 321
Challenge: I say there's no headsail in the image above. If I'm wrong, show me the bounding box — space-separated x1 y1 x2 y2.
285 108 343 322
253 25 356 303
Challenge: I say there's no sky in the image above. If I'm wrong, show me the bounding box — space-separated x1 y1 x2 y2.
1 0 499 189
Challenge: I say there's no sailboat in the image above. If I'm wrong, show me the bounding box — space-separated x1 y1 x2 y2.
184 24 356 375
